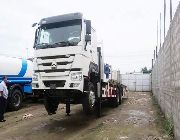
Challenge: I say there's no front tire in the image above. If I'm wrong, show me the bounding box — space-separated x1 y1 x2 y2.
8 89 23 111
82 82 96 115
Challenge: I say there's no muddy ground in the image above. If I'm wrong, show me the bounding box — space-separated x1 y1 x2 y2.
0 92 173 140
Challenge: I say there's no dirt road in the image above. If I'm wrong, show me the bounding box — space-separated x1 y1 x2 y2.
0 92 173 140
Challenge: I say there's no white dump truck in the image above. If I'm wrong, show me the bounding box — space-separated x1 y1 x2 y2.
32 13 126 116
0 56 33 110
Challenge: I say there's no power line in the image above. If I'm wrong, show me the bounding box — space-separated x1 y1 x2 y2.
105 54 152 58
0 53 23 59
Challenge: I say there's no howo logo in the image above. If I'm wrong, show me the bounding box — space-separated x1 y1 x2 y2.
51 61 57 70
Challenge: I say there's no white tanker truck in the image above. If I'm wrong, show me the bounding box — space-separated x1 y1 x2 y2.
0 56 33 110
32 13 126 116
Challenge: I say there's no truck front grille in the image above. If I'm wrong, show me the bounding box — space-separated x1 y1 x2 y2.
35 54 75 77
35 69 67 73
43 80 66 87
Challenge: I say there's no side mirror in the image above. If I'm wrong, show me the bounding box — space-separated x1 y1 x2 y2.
32 23 37 27
86 20 91 34
85 34 91 42
33 29 38 48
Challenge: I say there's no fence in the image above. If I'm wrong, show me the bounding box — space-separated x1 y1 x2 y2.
121 73 151 92
152 3 180 139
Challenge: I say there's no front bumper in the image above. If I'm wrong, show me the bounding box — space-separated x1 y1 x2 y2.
32 73 84 92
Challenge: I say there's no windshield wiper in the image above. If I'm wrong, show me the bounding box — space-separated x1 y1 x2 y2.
36 43 50 49
53 41 69 46
51 41 78 47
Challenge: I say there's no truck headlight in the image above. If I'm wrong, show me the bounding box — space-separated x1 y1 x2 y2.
71 72 82 81
33 74 38 81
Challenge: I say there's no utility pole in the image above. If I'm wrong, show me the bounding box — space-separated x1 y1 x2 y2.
170 0 172 22
164 0 166 40
156 46 158 58
160 13 162 48
157 21 159 50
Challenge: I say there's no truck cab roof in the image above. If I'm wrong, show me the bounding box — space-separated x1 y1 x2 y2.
39 12 83 25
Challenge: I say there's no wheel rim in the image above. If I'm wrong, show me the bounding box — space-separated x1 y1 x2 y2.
13 93 21 107
89 91 96 108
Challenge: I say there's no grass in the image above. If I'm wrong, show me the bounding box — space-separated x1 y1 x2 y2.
164 116 174 137
151 94 174 138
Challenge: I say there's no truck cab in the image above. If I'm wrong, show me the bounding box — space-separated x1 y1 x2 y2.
33 13 101 115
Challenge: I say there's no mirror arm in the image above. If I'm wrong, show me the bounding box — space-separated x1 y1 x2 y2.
33 29 38 48
84 42 87 51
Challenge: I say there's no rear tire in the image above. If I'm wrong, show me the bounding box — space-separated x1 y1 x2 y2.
110 88 121 107
44 96 59 115
82 82 96 115
119 92 122 105
112 93 119 107
8 89 23 111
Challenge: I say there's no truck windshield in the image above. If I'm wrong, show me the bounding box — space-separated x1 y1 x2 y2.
35 19 82 49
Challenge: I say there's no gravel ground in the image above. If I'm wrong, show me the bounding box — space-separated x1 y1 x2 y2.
0 92 173 140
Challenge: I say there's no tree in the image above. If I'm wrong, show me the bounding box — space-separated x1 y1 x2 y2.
141 67 152 74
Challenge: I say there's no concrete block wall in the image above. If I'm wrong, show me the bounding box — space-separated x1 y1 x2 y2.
152 3 180 140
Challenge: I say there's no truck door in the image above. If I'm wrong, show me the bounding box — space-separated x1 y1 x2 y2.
89 29 98 64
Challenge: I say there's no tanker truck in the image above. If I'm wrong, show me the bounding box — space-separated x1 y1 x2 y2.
32 13 126 116
0 56 33 110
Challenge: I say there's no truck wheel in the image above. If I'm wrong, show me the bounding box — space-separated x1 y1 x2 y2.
110 91 120 108
44 96 59 115
119 92 122 105
8 89 23 111
117 88 122 105
82 82 96 115
114 92 120 107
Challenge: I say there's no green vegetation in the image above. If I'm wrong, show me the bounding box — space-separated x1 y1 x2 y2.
141 67 152 74
164 116 174 137
151 95 174 138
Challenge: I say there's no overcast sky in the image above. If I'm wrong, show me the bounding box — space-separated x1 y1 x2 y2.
0 0 179 73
